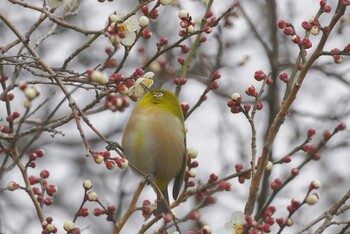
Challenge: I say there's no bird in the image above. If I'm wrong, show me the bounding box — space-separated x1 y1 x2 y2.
122 89 186 215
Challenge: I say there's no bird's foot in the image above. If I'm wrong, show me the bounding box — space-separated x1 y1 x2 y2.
143 174 155 185
106 141 123 151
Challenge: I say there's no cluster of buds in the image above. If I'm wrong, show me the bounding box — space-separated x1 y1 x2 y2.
19 81 40 108
186 147 199 187
278 18 318 53
5 111 20 123
104 93 129 112
108 73 136 95
277 180 321 229
42 217 57 234
330 48 343 64
194 187 216 206
271 178 282 190
104 59 118 69
227 93 242 114
140 4 159 20
77 207 89 217
235 163 250 184
29 169 57 206
178 10 196 36
141 199 154 220
92 151 128 170
93 204 115 221
172 76 187 86
1 91 14 102
319 0 332 13
241 209 274 234
276 216 294 228
245 85 258 97
217 180 232 192
227 70 270 117
209 71 221 90
303 143 321 160
254 70 273 86
26 149 45 168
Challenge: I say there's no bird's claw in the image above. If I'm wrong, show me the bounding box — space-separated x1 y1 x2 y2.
144 174 155 185
106 141 123 151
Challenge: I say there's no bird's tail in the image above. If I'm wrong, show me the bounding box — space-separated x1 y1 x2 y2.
157 188 170 215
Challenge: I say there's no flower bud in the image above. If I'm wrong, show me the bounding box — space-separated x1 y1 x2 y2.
309 180 321 190
160 0 172 5
83 180 93 190
178 10 188 19
87 192 98 201
24 88 38 100
188 168 197 177
138 16 149 27
187 147 198 158
7 181 19 191
265 161 273 171
310 25 320 35
63 220 75 232
118 158 129 169
306 193 319 205
231 93 242 102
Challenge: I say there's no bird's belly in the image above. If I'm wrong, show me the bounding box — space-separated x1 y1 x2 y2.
122 111 185 183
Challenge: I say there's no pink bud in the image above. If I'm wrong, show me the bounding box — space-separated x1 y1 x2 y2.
235 163 243 172
307 128 316 138
244 103 251 113
254 70 266 81
291 168 299 176
323 130 331 140
283 27 294 36
257 101 263 110
336 122 346 131
277 20 288 29
302 21 312 31
212 71 221 80
159 37 168 45
181 45 190 53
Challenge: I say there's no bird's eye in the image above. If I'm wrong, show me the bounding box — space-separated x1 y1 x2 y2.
154 92 163 97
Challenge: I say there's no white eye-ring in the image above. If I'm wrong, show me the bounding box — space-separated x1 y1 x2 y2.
154 92 163 97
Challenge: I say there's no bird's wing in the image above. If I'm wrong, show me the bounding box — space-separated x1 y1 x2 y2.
172 135 187 200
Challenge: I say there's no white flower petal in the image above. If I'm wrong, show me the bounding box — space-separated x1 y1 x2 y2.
143 72 155 79
121 32 136 46
115 12 126 21
231 211 245 223
125 17 139 32
224 221 234 234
